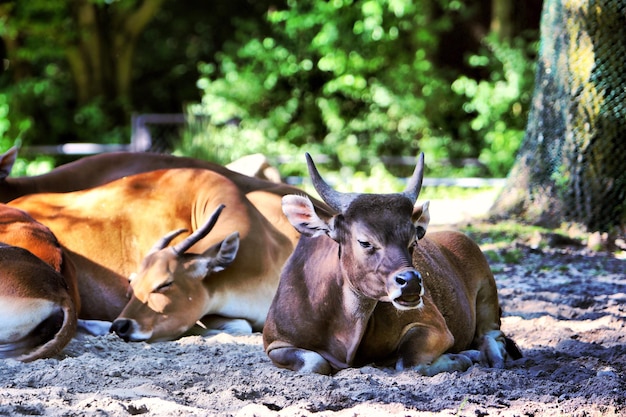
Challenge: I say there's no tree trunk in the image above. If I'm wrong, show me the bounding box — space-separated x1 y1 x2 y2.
491 0 514 41
112 0 166 104
64 0 165 107
0 4 31 82
489 0 626 234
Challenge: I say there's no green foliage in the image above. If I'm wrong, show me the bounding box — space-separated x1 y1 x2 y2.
463 220 546 246
183 0 451 178
1 0 537 182
0 1 128 146
451 34 537 176
182 0 537 180
8 154 55 177
483 248 524 264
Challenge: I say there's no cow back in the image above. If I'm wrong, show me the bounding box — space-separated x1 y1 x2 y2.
0 206 80 309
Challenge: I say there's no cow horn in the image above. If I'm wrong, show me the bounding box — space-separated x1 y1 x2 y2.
148 228 188 256
401 153 425 204
171 204 225 255
306 153 358 212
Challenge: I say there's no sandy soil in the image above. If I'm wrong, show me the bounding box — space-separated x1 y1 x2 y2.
1 222 625 416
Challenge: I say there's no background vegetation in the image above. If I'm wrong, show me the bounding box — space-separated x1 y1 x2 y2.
184 1 538 180
0 0 540 179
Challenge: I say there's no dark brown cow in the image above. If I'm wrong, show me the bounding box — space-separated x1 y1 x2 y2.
0 205 78 361
263 153 521 375
9 168 294 341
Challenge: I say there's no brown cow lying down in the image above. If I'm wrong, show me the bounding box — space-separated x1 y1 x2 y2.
0 146 284 201
9 168 294 342
0 146 332 246
263 153 521 376
0 205 78 361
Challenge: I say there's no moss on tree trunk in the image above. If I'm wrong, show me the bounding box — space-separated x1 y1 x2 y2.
490 0 626 233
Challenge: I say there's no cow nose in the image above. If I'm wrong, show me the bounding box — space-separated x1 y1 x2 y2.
395 269 422 291
110 318 133 342
392 269 423 309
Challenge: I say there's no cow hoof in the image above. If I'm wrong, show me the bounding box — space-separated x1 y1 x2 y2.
480 330 507 368
213 318 253 335
414 353 473 377
459 349 481 363
268 347 333 375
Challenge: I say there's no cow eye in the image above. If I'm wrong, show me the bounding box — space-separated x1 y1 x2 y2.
358 240 373 249
155 281 173 293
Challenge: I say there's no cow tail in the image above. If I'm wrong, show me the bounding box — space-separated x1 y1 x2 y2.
504 336 523 360
17 295 78 363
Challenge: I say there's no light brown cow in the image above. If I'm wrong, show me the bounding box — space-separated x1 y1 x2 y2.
0 205 78 361
0 147 332 247
0 146 284 200
263 153 521 375
9 168 294 342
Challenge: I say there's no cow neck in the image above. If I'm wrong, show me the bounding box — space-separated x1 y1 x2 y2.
337 277 378 366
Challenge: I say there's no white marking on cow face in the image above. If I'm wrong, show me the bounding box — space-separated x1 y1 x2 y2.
296 350 332 374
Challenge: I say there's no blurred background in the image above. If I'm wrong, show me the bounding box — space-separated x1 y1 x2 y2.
0 0 540 180
2 0 624 237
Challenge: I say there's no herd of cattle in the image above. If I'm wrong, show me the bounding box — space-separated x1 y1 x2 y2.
0 146 521 374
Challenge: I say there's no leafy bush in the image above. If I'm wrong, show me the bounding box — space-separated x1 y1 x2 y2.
449 34 537 177
181 0 451 179
181 0 537 181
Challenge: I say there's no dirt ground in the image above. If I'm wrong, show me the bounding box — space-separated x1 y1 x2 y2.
1 210 625 416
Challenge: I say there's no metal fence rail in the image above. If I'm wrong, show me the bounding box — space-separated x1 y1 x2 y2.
21 113 506 188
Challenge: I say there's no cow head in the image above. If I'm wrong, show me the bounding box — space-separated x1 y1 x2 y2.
110 205 240 342
282 153 429 310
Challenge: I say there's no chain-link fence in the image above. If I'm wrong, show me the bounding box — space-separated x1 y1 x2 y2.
493 0 626 233
130 114 187 153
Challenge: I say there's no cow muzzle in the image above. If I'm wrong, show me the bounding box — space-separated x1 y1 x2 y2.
110 318 152 342
389 269 424 310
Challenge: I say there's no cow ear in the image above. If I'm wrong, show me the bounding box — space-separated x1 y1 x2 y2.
412 200 430 239
282 194 332 237
203 231 240 274
0 146 18 180
184 232 240 280
183 258 213 280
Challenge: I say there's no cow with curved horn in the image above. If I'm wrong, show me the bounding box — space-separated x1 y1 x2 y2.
110 204 240 342
9 168 293 342
0 205 78 361
263 153 521 375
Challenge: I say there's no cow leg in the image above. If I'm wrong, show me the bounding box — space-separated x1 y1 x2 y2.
478 329 509 368
414 353 474 376
193 316 253 336
267 346 333 375
473 279 522 368
77 319 113 336
394 323 458 374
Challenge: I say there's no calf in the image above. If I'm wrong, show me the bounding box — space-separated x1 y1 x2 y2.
263 153 521 375
0 205 78 361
